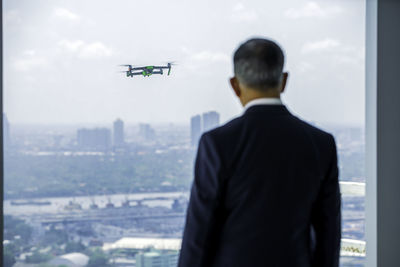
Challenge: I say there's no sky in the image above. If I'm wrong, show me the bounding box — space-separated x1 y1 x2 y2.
3 0 365 126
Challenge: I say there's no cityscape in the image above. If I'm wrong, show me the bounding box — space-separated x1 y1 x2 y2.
4 112 221 267
2 0 367 265
3 112 365 267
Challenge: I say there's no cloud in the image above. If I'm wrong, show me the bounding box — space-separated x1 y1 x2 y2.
332 46 365 67
180 47 230 71
181 46 229 63
231 2 258 22
298 62 315 73
300 39 364 68
23 50 36 56
233 3 245 11
284 2 343 19
58 40 84 52
54 7 80 21
4 10 22 25
13 50 48 72
191 51 230 62
59 40 113 59
301 38 341 54
80 42 113 58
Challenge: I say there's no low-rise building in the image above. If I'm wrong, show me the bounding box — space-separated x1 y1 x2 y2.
136 249 178 267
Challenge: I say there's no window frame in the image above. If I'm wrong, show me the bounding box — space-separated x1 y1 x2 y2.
2 0 400 266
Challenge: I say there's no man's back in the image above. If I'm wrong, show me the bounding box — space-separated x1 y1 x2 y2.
178 105 341 267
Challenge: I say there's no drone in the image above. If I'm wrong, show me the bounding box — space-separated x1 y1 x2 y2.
119 63 175 77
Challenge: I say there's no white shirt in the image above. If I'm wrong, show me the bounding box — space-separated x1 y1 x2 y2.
243 97 282 111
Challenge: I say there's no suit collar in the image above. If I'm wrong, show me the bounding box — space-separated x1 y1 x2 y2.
244 98 282 111
244 104 291 116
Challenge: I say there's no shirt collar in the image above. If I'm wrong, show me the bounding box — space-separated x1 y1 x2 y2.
244 97 282 111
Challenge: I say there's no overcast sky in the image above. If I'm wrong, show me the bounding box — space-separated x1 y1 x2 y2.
3 0 365 126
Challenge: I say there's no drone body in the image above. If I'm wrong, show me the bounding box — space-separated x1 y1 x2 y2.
120 63 174 77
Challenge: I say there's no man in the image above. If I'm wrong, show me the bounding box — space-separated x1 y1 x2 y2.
178 38 341 267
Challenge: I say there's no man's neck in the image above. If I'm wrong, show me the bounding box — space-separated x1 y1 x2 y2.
245 94 280 102
242 95 281 107
240 85 281 107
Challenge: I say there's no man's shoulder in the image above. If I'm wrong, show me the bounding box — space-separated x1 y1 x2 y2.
292 116 336 151
295 117 333 138
201 111 336 149
202 115 245 141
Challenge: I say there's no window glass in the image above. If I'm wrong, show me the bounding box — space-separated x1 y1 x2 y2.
3 0 365 266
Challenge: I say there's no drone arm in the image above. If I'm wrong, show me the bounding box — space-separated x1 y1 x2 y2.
131 67 145 71
130 72 145 76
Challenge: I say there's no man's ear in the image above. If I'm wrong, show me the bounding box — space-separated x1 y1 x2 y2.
280 72 289 93
230 77 241 98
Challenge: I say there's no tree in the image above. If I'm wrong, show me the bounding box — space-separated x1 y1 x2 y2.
3 246 16 267
87 249 110 267
25 251 52 263
42 226 68 246
4 215 32 242
65 241 85 253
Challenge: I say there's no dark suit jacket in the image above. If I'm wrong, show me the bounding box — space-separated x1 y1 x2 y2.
178 105 341 267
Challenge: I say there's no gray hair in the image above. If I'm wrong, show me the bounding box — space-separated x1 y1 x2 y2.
233 38 285 90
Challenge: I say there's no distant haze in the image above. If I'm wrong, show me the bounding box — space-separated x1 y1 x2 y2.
4 0 365 126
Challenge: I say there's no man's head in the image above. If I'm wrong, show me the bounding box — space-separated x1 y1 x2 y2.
230 38 289 106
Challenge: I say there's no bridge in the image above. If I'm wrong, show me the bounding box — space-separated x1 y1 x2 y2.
37 212 185 225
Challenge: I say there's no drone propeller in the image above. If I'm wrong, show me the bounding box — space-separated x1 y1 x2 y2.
119 64 134 72
164 62 177 76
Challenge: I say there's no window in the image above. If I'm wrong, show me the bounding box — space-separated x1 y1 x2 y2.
3 1 366 266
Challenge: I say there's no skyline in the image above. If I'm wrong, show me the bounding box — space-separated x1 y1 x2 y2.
4 0 365 126
3 111 364 130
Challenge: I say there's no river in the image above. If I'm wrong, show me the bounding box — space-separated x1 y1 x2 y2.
4 191 189 216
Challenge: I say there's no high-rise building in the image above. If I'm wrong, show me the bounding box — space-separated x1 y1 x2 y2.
190 115 201 147
3 113 10 150
139 123 156 141
202 111 220 132
113 119 125 147
135 250 178 267
190 111 220 147
77 128 111 151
